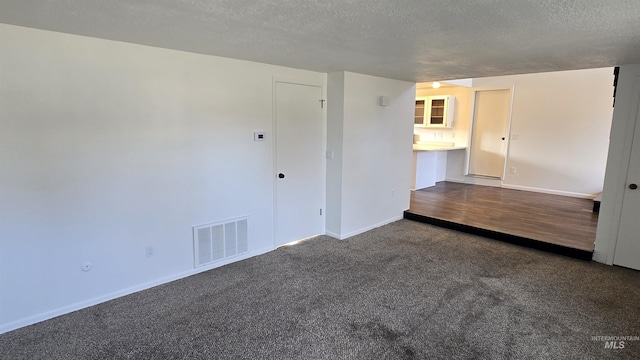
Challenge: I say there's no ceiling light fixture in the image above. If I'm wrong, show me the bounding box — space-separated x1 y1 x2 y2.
432 82 441 89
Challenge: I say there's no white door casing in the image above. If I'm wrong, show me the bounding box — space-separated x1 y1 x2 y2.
613 78 640 271
274 81 324 247
469 89 512 178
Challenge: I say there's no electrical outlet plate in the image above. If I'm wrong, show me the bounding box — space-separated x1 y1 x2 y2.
326 150 335 159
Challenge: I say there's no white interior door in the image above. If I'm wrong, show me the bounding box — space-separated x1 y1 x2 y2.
469 89 511 178
275 82 323 247
613 92 640 271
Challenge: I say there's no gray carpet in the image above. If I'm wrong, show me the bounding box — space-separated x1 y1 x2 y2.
1 220 639 359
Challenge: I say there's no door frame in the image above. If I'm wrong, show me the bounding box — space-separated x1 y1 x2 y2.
465 87 515 180
271 77 327 247
594 68 640 265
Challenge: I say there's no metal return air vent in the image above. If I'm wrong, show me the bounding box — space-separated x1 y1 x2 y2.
193 217 248 268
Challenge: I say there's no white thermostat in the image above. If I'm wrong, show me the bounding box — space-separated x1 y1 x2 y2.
254 132 266 141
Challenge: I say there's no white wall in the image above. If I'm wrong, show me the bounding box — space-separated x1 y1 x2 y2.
0 24 326 332
326 72 415 239
594 64 640 264
443 68 614 197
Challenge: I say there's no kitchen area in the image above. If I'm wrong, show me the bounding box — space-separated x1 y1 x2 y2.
407 69 617 259
411 81 473 190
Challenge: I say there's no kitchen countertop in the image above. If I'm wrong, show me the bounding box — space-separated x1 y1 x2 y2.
412 142 467 151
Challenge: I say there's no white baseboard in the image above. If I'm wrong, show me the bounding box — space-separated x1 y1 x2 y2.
325 230 341 239
501 183 594 199
0 245 274 335
444 178 596 199
444 176 502 187
330 215 404 240
592 250 609 264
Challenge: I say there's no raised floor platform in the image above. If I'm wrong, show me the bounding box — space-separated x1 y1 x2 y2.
405 182 598 261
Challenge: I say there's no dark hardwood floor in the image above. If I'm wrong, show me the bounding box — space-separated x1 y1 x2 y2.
405 182 599 258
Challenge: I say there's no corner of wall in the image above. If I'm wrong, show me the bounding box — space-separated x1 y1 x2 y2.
325 72 346 235
338 72 415 237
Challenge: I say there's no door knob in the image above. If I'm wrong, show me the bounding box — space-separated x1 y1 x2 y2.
630 183 638 190
278 173 285 179
501 137 506 140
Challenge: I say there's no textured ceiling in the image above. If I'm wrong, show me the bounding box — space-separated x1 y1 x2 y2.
1 0 639 82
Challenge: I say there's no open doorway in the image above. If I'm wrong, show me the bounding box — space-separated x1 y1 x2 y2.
468 89 512 179
408 67 615 256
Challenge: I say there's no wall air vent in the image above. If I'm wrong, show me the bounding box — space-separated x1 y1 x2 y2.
193 217 248 268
